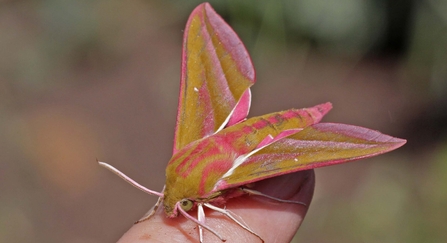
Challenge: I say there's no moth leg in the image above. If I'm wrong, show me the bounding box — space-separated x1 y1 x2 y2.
197 203 205 243
176 202 226 242
203 203 264 243
241 188 307 206
135 187 165 223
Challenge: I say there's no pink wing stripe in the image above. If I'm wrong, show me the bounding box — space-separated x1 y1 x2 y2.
205 3 255 81
311 123 405 144
255 129 302 149
256 135 274 149
226 89 252 127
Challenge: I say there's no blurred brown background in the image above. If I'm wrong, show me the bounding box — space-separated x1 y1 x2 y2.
1 0 446 242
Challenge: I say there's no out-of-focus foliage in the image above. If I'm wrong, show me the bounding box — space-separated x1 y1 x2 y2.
1 0 446 242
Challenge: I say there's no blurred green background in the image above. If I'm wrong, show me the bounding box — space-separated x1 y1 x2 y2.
1 0 446 242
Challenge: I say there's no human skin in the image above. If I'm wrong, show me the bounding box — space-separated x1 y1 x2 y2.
117 169 315 243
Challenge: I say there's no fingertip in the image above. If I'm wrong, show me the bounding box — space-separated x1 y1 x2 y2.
117 210 196 243
232 170 315 242
118 170 315 243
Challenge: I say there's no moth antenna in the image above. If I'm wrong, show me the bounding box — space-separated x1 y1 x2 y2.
241 188 306 206
98 160 164 198
203 203 264 243
176 202 226 242
136 186 166 224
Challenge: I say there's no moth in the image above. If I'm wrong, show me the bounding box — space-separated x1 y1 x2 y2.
99 3 406 242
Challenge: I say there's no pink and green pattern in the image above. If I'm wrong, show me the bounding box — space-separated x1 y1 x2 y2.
99 3 406 243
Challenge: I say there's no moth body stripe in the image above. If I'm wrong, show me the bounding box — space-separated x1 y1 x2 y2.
175 141 216 177
199 158 233 194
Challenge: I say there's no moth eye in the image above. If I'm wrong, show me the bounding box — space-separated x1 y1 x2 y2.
179 199 193 211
